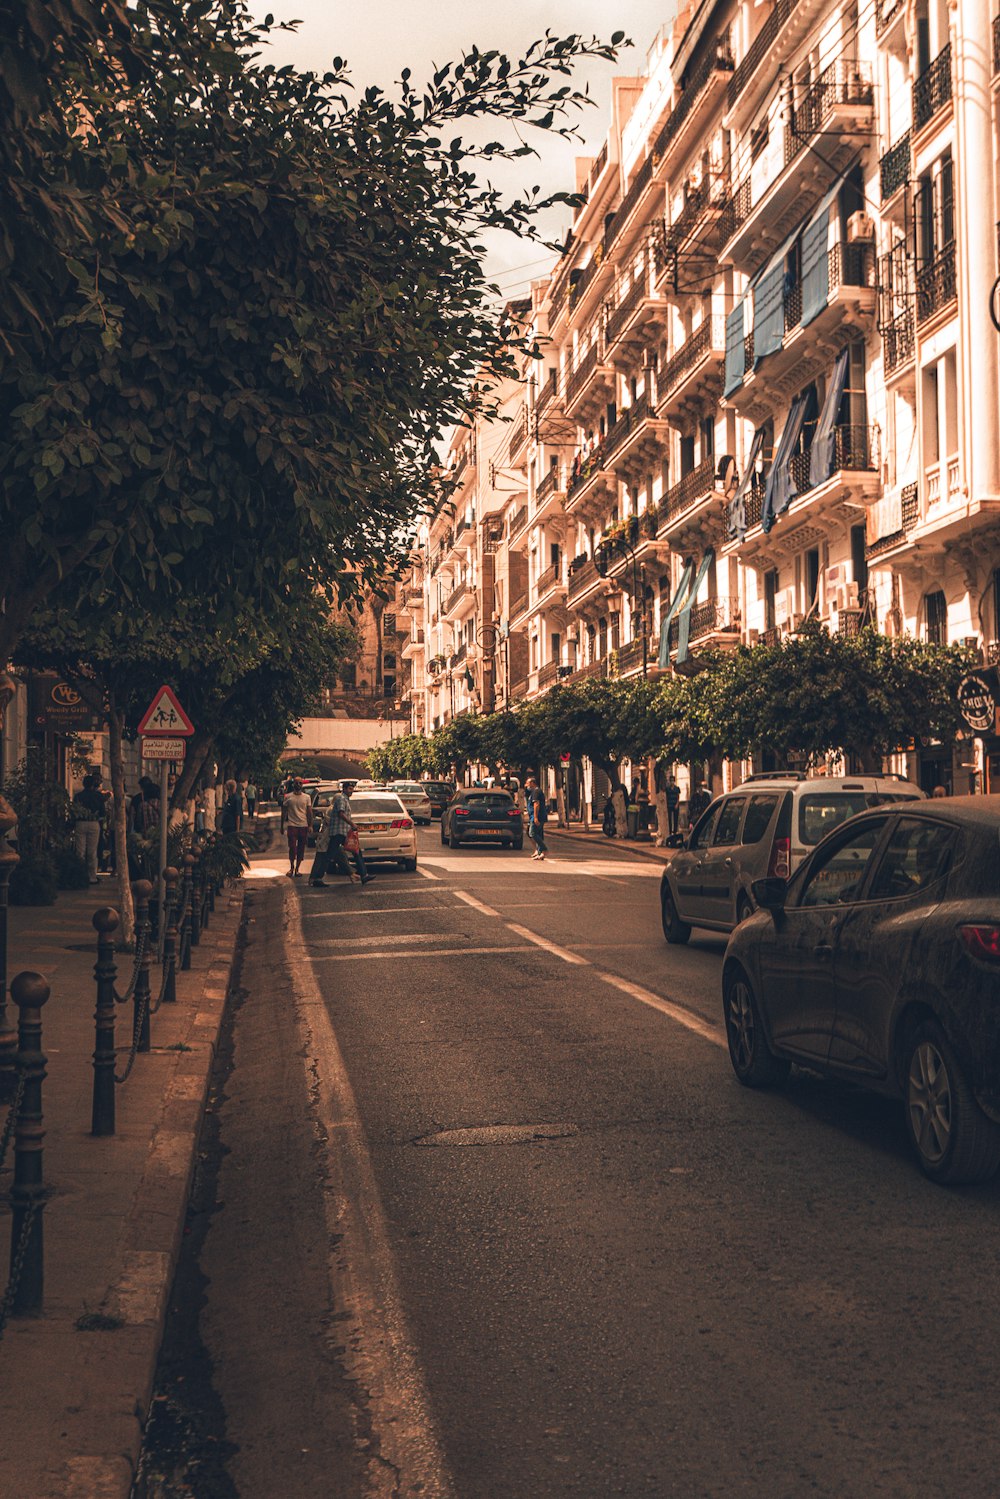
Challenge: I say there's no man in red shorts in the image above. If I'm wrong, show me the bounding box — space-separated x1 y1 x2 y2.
281 778 312 878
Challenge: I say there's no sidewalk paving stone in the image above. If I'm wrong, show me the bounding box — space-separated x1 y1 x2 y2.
0 874 245 1499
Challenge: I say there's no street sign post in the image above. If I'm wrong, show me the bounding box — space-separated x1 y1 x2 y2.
136 687 194 957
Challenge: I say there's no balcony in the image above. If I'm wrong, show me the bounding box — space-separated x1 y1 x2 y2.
564 442 618 520
509 675 529 701
653 179 731 299
567 555 605 608
508 503 530 547
668 596 741 653
532 561 566 607
656 316 726 421
564 657 611 686
538 659 561 689
597 513 667 581
533 465 566 524
883 307 915 379
720 61 873 271
656 459 723 547
650 42 734 178
916 242 956 327
913 44 952 134
725 242 876 418
568 250 614 324
736 425 880 559
509 590 528 623
613 637 647 677
926 454 961 512
876 0 904 34
564 336 615 422
604 393 672 481
603 152 657 258
449 642 467 669
880 132 910 203
508 409 528 463
865 483 919 561
604 257 669 353
400 628 425 660
445 577 475 619
727 0 828 124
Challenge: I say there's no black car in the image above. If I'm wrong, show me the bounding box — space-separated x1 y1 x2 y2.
421 780 456 818
722 798 1000 1184
440 789 523 849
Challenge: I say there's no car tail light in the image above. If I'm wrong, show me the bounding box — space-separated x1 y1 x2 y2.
767 836 790 880
959 925 1000 963
454 808 470 818
507 808 521 818
390 818 413 830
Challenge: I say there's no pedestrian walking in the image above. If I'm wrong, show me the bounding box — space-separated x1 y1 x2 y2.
315 785 375 886
220 779 242 835
525 776 548 861
665 776 681 838
281 779 312 877
71 773 105 884
245 780 257 819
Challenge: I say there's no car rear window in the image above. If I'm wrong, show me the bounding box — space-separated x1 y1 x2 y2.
712 797 746 846
395 784 425 793
352 796 404 815
464 793 513 808
798 793 873 846
741 794 780 845
424 782 453 793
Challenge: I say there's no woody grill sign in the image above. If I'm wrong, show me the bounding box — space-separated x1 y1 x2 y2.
957 667 1000 734
29 672 97 731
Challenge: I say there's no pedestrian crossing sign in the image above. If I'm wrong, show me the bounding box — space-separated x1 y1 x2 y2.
137 684 195 737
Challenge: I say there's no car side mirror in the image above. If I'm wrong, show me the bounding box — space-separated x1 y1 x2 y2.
751 877 787 913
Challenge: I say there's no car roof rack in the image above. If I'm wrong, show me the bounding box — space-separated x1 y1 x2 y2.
741 771 808 782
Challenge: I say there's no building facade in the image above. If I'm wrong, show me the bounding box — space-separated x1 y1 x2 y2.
399 0 1000 802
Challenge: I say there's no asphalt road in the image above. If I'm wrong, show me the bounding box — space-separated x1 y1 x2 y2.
188 824 1000 1499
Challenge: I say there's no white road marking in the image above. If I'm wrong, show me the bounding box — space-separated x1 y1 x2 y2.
311 945 537 962
417 865 441 881
503 921 590 967
312 933 461 948
420 855 661 879
453 889 500 918
594 971 725 1048
285 891 458 1499
301 905 453 919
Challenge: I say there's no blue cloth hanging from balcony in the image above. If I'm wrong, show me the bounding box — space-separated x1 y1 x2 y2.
727 427 765 542
762 393 809 532
808 347 850 487
752 226 801 368
657 558 694 670
801 177 846 327
724 303 744 397
674 549 716 665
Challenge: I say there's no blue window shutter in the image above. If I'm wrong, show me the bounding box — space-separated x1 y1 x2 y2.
801 177 846 326
762 394 808 532
724 303 744 397
752 262 786 365
727 427 765 541
657 559 694 669
675 549 716 665
808 348 851 487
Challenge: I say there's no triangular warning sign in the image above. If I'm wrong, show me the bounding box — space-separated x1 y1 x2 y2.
137 684 195 736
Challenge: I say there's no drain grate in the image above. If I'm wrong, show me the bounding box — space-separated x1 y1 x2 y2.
414 1123 578 1147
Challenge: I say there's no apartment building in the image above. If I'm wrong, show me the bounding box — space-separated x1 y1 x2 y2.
402 0 1000 798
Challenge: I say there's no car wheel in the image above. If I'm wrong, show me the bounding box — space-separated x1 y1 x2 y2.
735 893 754 926
513 840 523 851
723 967 790 1089
440 822 447 845
903 1020 1000 1184
448 829 461 849
400 856 417 872
660 888 691 945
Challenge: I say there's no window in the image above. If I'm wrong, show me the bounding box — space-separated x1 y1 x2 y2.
750 117 769 162
689 805 721 849
764 570 778 630
850 525 868 593
382 652 396 670
741 794 780 844
867 819 956 900
804 548 820 612
383 612 396 634
925 590 947 646
382 676 396 699
798 819 886 907
799 792 877 846
712 796 746 846
340 663 357 690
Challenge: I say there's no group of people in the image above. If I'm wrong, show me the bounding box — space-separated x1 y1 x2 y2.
280 779 375 887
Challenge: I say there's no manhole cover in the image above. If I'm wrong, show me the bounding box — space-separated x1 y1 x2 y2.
414 1123 579 1147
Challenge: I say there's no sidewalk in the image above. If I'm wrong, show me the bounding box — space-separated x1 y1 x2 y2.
0 868 246 1498
545 822 676 864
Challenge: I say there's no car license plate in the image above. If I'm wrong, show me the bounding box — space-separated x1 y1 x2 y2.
363 822 390 832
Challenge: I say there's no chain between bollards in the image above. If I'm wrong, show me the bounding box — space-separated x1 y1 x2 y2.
5 971 49 1322
91 908 119 1137
189 845 203 949
152 867 179 1012
132 881 153 1055
180 854 195 970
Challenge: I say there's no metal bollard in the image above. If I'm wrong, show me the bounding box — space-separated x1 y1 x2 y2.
180 855 195 971
91 907 120 1137
161 867 179 1004
189 846 202 949
132 880 153 1054
9 971 49 1317
0 795 19 1088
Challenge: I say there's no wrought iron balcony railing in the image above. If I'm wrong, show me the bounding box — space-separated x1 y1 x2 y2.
876 0 904 34
787 60 873 167
669 596 741 648
567 556 600 602
727 0 802 110
604 393 650 462
658 316 726 400
916 242 956 324
652 41 734 164
538 660 561 687
883 307 915 373
534 561 563 599
509 591 528 621
880 132 910 201
508 503 528 538
657 458 716 528
606 260 652 346
565 340 602 407
536 466 562 503
913 43 952 132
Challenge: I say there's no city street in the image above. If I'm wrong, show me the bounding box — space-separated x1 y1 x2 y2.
145 825 1000 1499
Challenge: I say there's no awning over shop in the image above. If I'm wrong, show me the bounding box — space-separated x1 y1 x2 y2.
727 427 766 542
808 347 850 487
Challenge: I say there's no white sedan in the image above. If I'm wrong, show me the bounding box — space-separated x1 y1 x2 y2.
389 781 434 825
350 792 418 871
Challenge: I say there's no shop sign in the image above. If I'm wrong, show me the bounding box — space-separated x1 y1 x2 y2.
28 672 97 730
957 668 1000 734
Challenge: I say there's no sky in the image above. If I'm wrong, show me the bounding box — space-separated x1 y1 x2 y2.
246 1 676 294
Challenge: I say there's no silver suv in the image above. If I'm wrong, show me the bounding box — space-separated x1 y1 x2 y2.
659 774 924 943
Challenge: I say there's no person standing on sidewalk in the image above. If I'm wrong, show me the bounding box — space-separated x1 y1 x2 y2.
220 779 242 835
281 778 312 878
245 780 257 819
665 776 681 838
72 773 105 884
525 777 548 861
320 785 375 886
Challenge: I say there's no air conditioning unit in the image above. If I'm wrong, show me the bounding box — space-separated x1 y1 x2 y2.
847 211 874 243
774 587 797 625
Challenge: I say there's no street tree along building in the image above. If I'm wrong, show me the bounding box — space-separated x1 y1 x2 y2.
397 0 1000 806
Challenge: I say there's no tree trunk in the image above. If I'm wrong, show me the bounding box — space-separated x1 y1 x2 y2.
170 729 214 811
107 696 135 946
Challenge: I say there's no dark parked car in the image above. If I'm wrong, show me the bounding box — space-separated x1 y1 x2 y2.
440 789 523 849
722 798 1000 1184
421 780 456 818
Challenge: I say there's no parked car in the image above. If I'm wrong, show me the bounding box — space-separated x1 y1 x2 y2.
722 798 1000 1184
660 775 924 943
421 779 457 818
440 789 523 849
389 781 434 825
348 791 417 872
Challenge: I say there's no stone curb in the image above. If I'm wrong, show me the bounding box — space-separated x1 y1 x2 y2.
0 884 246 1499
545 825 674 864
